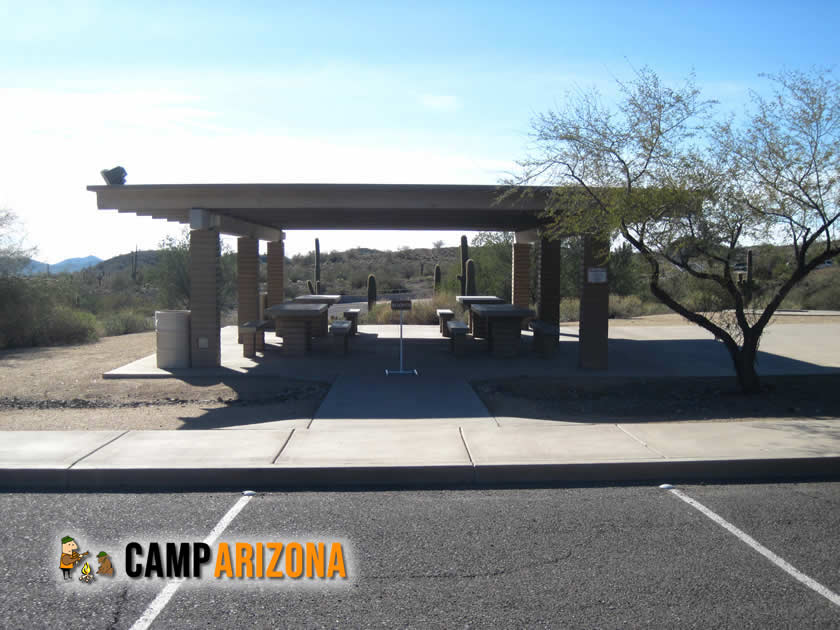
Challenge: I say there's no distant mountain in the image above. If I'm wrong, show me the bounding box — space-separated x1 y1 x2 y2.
93 250 159 275
22 259 48 275
23 255 102 275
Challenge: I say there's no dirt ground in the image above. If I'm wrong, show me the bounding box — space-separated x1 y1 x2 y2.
566 312 840 327
475 309 840 424
474 374 840 424
0 331 328 430
2 315 839 429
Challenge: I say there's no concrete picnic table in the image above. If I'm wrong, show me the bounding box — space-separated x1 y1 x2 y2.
265 303 329 356
470 303 535 357
293 295 342 336
455 296 505 338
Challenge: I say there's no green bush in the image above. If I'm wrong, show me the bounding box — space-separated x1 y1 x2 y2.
0 276 101 347
38 305 100 345
609 295 644 318
99 310 154 336
558 298 580 322
802 284 840 310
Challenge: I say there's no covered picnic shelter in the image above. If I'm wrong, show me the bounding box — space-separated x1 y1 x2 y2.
87 183 609 369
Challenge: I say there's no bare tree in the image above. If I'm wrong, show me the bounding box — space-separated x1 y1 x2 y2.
508 67 839 393
0 209 36 276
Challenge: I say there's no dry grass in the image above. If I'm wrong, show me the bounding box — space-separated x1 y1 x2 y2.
361 293 464 325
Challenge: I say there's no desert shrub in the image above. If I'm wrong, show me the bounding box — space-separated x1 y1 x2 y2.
780 268 840 311
360 294 460 325
0 276 101 347
802 284 840 310
0 276 50 347
99 309 154 336
38 305 100 345
558 298 580 322
608 295 644 318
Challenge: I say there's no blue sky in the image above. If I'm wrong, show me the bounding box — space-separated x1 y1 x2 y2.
2 0 837 261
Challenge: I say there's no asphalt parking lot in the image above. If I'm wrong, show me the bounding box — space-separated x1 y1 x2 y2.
1 483 837 629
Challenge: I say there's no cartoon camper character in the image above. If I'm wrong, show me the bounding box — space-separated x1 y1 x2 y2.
96 551 115 577
59 536 89 579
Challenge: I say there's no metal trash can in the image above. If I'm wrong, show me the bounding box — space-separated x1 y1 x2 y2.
155 310 190 368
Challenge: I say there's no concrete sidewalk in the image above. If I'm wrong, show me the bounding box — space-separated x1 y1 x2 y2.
104 322 840 380
1 418 837 491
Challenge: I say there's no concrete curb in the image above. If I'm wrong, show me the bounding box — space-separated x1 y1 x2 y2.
2 457 838 492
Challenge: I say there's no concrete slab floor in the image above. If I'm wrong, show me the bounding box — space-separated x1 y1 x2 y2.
104 322 840 381
309 417 496 430
315 373 491 420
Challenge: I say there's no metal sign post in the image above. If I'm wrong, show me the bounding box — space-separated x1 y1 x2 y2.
386 299 418 376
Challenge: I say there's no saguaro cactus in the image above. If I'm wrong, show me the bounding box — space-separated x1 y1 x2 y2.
434 264 441 294
314 238 322 293
367 274 377 311
307 279 316 294
465 258 477 296
456 235 469 294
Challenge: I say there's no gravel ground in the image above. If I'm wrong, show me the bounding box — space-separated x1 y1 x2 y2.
571 312 840 327
474 373 840 423
0 331 328 429
476 312 840 424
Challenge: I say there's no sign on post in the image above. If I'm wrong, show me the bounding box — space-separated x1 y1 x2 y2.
586 267 608 284
386 299 417 376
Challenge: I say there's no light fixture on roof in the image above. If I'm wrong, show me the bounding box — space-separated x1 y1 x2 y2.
100 166 127 185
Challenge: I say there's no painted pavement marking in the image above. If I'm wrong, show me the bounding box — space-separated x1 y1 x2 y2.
129 494 254 630
664 486 840 608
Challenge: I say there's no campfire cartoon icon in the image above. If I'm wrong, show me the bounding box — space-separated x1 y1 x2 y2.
78 562 95 584
59 535 89 580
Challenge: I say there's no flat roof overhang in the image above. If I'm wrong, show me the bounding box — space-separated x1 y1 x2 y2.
87 183 552 237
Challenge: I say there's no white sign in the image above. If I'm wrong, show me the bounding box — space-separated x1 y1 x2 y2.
587 267 608 284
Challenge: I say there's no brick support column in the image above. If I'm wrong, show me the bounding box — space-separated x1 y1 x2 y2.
267 240 285 308
267 239 284 338
189 229 221 368
579 234 609 369
237 237 259 343
512 243 532 328
536 236 562 326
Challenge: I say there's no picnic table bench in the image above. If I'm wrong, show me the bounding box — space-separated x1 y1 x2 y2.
436 309 455 336
529 320 560 358
343 308 361 335
455 296 505 338
292 295 342 336
238 320 272 358
330 319 352 354
447 320 469 355
265 303 329 356
471 304 535 358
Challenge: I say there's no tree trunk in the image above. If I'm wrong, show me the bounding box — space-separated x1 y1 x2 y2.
730 335 761 394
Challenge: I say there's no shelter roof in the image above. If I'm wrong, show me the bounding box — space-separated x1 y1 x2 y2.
87 183 552 236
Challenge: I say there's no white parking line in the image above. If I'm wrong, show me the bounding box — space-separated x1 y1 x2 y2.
129 495 254 630
665 486 840 608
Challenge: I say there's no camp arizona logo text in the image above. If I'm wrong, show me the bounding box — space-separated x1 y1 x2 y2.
125 541 348 580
